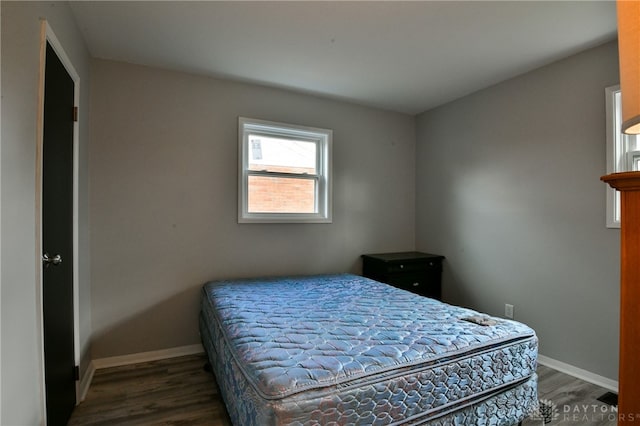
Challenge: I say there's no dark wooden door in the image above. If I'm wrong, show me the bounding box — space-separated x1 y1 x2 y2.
42 41 76 426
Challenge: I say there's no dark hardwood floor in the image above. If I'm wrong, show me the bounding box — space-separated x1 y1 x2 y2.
522 365 617 426
69 354 617 426
68 354 231 426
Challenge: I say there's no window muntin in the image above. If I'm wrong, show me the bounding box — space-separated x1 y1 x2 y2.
606 86 640 228
239 117 332 223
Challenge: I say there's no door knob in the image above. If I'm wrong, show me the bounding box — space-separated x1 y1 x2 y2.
42 253 63 267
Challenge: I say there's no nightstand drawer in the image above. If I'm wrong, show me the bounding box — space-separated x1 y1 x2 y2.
390 273 426 286
361 251 445 300
386 260 441 273
391 274 440 299
387 262 426 273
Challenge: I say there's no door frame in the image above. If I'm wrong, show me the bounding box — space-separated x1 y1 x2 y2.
35 19 82 418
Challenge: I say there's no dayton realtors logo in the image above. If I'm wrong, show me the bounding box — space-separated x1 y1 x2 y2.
531 398 634 423
530 399 559 423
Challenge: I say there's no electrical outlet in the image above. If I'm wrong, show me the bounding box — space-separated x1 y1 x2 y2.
505 304 514 319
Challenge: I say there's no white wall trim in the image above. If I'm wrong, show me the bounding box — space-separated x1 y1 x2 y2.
0 4 3 421
0 3 3 420
538 354 618 393
77 362 95 403
35 20 48 423
92 344 205 370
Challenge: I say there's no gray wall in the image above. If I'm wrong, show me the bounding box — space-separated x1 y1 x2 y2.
1 2 92 424
415 41 620 380
89 59 416 358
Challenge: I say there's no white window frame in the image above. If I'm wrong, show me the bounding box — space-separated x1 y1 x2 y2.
605 85 640 228
238 117 332 223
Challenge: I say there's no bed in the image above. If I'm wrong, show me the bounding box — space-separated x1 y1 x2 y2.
199 274 538 425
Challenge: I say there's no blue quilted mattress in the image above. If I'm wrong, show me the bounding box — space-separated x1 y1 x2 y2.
200 274 538 425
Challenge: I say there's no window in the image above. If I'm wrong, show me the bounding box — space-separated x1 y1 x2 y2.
606 85 640 228
238 117 332 223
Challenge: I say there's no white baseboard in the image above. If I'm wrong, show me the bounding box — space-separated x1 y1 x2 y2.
537 354 618 393
92 343 205 370
76 344 205 403
77 362 95 402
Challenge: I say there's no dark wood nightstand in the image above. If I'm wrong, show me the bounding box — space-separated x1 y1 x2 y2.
361 251 445 300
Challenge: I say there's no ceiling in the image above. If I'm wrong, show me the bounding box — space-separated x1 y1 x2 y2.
69 1 618 115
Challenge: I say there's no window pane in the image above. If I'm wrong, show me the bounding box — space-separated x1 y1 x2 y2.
632 153 640 171
248 135 317 174
248 175 316 213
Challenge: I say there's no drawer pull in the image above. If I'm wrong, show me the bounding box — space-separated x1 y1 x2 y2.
400 264 404 269
412 282 420 287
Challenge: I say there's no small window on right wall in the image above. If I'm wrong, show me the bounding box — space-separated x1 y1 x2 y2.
606 85 640 228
